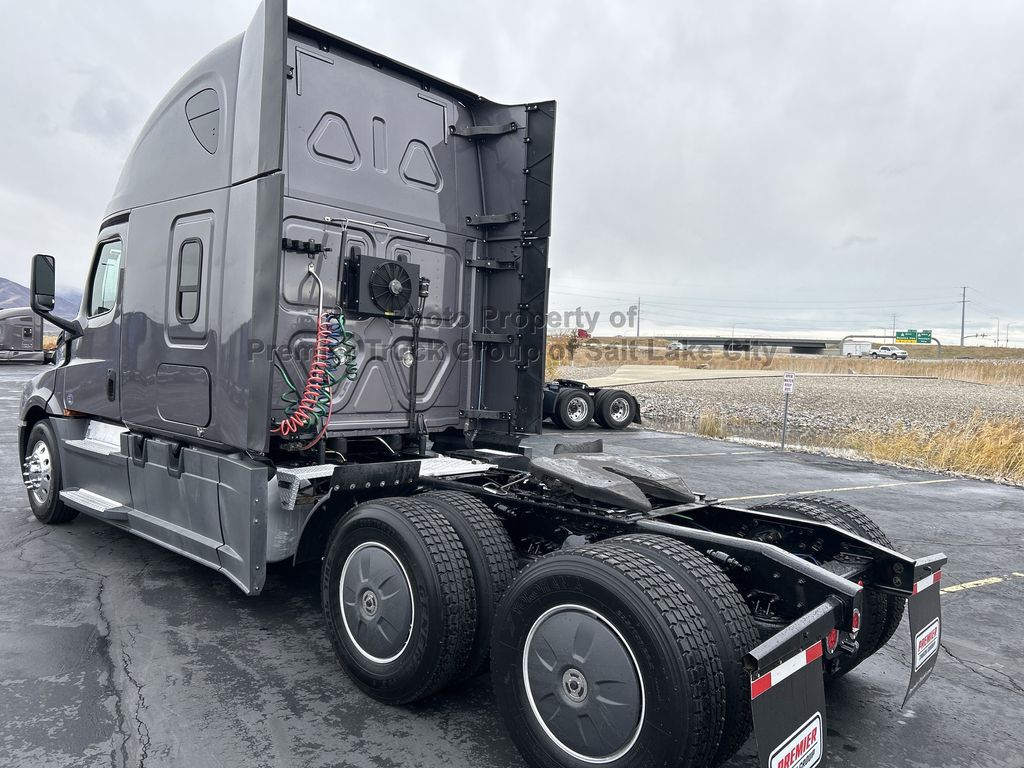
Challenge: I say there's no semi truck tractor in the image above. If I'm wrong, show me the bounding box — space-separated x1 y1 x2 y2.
20 3 945 767
0 308 47 363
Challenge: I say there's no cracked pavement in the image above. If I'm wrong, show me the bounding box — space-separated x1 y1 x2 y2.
1 365 1022 768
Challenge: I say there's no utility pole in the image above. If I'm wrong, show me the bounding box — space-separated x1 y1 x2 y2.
635 296 640 338
959 286 968 346
996 318 1000 348
891 314 897 344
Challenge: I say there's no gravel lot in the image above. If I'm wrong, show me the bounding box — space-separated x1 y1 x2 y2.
626 376 1024 437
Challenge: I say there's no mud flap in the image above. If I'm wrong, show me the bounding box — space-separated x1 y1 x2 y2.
903 567 943 707
751 641 828 768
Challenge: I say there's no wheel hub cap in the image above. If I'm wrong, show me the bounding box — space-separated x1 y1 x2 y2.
562 668 588 702
609 397 629 422
360 589 379 618
567 397 587 422
523 605 644 763
340 542 414 663
24 440 52 505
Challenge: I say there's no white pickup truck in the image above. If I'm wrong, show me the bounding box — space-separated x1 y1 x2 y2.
872 345 909 360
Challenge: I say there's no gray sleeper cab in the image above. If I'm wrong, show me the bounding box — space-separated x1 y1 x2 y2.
19 4 946 768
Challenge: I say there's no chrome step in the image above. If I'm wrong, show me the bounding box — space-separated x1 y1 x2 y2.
63 438 124 457
59 488 131 522
63 421 128 458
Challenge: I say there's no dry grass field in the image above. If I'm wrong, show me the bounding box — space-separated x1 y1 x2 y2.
848 416 1024 485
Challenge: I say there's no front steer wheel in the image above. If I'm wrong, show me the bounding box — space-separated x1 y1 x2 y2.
321 497 477 704
491 542 724 768
24 420 77 524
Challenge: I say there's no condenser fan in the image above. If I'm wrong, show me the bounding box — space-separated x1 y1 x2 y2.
345 254 420 317
368 261 414 314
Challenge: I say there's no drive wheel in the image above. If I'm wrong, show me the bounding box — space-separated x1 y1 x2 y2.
752 496 901 678
492 542 724 768
417 490 517 681
321 497 476 704
24 420 76 524
594 389 635 430
553 389 594 430
790 495 906 650
891 353 899 360
604 534 759 767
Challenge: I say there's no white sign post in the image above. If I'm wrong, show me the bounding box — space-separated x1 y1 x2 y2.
781 372 795 449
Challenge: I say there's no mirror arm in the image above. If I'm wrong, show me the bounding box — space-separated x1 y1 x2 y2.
35 310 83 341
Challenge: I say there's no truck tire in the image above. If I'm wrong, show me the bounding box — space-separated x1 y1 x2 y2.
603 534 759 767
787 495 905 651
751 496 901 677
417 491 517 681
594 389 635 430
491 542 724 768
552 389 594 430
23 420 77 524
321 497 476 704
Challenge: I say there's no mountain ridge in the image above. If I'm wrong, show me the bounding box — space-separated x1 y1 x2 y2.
0 277 82 318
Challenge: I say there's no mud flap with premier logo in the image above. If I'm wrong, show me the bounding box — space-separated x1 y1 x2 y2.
903 569 942 707
751 641 827 768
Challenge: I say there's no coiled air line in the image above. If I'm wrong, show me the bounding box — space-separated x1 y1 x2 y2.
273 262 357 448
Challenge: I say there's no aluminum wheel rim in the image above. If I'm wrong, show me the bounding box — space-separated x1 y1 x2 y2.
340 542 414 664
609 397 630 423
566 396 589 424
25 439 53 506
523 604 645 764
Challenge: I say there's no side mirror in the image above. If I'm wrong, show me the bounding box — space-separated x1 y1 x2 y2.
31 254 56 313
29 253 82 339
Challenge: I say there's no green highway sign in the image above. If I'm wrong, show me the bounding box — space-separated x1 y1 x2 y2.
895 329 932 344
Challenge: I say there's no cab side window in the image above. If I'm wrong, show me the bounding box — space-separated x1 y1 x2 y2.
176 239 203 323
87 240 123 317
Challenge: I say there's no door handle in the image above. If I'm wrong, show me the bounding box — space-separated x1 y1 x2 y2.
106 369 116 401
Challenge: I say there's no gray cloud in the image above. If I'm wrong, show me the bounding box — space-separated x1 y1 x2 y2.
0 0 1020 343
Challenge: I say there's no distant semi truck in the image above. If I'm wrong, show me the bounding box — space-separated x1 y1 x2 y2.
0 308 46 363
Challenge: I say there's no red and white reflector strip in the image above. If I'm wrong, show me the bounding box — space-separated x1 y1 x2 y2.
912 570 942 595
751 642 824 700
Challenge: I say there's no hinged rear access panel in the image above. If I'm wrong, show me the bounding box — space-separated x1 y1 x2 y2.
466 102 555 437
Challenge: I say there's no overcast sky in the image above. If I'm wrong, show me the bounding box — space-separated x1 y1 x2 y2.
1 0 1021 343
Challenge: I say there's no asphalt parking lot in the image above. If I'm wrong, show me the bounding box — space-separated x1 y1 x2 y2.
1 364 1022 768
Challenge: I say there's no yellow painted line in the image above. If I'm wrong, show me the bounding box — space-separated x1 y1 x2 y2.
720 478 957 503
1014 572 1024 578
941 577 1003 594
